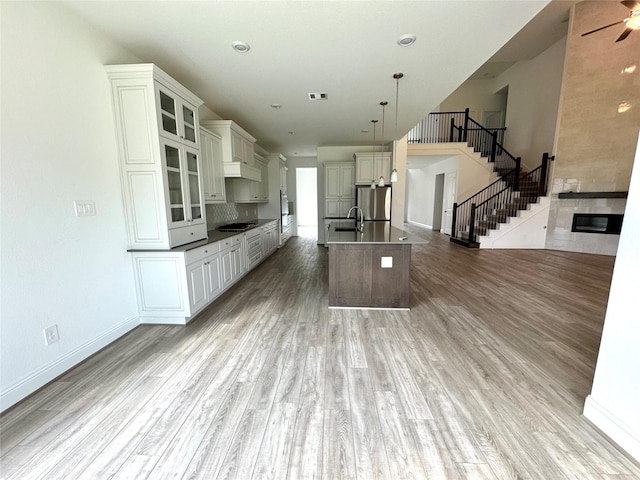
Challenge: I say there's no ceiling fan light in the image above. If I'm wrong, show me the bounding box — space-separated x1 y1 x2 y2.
378 176 385 187
390 169 399 182
370 180 376 189
618 102 632 113
627 15 640 29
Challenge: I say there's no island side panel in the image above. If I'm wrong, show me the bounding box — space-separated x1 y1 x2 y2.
370 244 411 308
328 243 411 308
328 244 373 307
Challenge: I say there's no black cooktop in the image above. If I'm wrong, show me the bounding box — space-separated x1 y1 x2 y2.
217 222 257 232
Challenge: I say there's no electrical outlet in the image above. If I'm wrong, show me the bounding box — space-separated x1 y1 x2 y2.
44 325 60 345
74 200 96 217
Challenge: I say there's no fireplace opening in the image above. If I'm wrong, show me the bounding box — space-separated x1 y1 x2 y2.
571 214 624 234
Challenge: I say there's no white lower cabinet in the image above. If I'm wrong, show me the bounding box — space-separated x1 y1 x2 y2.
262 221 279 257
186 250 222 314
247 228 263 270
131 223 280 325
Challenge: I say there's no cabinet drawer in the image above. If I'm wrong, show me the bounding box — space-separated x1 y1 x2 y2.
168 223 207 248
248 237 261 252
219 234 243 250
185 242 220 265
246 228 261 241
249 251 263 268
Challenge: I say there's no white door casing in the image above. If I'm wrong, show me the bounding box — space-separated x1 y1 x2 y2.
442 171 457 236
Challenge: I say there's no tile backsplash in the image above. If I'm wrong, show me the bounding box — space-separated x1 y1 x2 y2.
206 203 258 230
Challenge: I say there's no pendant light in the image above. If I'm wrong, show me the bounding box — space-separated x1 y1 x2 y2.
390 72 404 183
370 119 378 189
378 101 388 187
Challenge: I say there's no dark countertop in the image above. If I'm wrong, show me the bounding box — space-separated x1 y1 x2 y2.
127 219 279 253
326 220 427 245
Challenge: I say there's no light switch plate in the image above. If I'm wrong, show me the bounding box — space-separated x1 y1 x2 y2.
74 200 96 217
381 256 393 268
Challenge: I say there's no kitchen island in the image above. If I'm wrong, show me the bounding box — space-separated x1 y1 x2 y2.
326 220 427 309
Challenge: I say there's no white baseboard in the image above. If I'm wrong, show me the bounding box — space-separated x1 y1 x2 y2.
0 315 139 413
407 220 432 229
584 395 640 462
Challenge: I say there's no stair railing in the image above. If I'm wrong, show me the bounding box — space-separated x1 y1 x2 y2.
409 108 506 146
451 171 514 239
410 109 518 184
452 152 554 244
520 152 554 196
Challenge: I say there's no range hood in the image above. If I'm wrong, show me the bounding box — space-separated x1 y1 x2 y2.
223 163 261 182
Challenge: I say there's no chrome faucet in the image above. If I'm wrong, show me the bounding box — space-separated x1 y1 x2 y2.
346 206 364 232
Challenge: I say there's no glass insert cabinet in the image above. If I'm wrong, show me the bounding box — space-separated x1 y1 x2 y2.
157 88 198 146
106 63 207 249
161 139 203 228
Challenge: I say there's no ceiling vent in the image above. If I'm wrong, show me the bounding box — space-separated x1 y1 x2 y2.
308 92 328 100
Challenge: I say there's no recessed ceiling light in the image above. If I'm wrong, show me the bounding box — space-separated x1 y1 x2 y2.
231 41 250 53
288 131 296 135
361 129 369 133
621 65 636 74
271 103 282 109
397 34 416 47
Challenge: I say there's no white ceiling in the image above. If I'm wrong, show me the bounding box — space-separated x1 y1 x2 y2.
62 0 574 158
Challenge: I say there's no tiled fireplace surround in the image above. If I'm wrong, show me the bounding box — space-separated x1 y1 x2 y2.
543 2 638 257
546 192 626 256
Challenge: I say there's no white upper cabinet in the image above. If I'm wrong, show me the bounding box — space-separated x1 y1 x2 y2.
325 162 355 218
200 127 226 203
325 163 355 198
200 120 261 182
225 154 269 203
354 152 392 185
156 86 199 146
106 63 206 249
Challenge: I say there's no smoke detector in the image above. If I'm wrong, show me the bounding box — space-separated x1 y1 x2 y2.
308 92 328 100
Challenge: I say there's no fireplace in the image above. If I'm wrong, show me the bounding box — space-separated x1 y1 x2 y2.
571 214 624 235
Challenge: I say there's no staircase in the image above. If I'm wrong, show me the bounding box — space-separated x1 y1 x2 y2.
408 109 553 248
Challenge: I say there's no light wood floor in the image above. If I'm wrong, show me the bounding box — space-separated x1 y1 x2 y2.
2 228 639 479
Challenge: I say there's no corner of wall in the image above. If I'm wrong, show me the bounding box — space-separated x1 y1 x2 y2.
1 315 139 413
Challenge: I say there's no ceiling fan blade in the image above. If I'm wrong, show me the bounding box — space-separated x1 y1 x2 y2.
620 1 640 11
581 20 625 36
615 27 634 42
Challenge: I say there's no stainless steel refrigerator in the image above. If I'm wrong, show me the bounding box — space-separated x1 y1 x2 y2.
356 185 391 221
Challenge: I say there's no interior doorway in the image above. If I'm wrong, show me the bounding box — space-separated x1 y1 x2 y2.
295 168 318 238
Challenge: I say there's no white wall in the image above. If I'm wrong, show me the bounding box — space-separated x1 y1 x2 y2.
0 2 142 410
584 131 640 461
493 37 566 171
437 36 566 173
440 78 508 123
406 156 458 228
406 168 432 227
